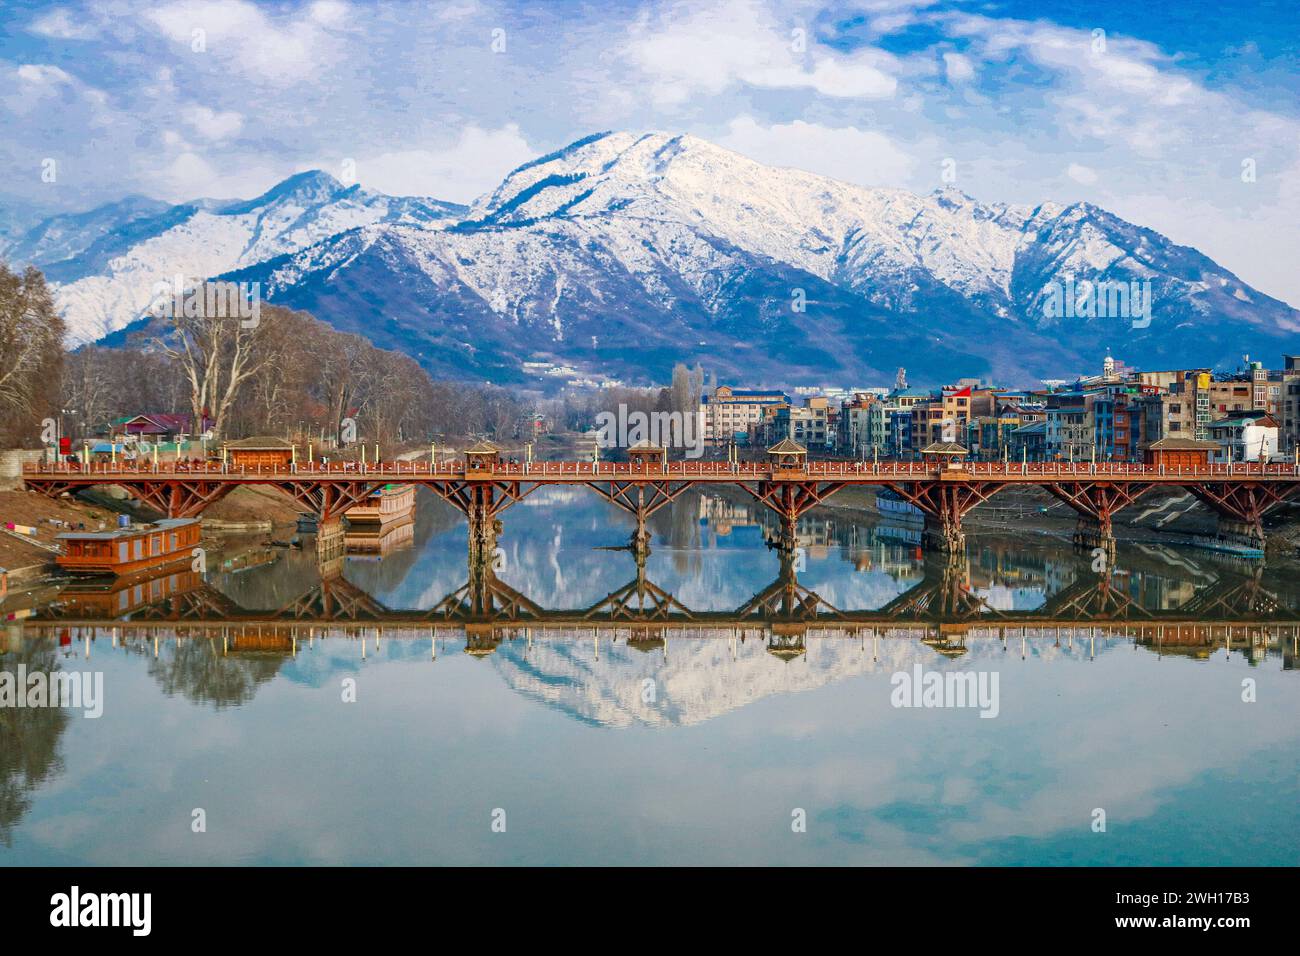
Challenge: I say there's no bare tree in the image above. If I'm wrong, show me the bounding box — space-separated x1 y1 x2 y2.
0 263 64 446
152 285 279 439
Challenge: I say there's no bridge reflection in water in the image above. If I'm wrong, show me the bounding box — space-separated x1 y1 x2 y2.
17 545 1300 668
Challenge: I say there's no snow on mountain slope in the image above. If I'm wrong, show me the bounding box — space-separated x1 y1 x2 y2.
467 131 1026 303
20 130 1300 384
0 195 172 270
23 171 466 345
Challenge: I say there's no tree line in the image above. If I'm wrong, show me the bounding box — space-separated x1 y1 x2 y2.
0 267 531 452
0 263 708 454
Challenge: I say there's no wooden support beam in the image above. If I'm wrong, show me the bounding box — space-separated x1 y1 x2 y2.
884 481 1003 554
1043 481 1151 552
270 480 388 523
1184 480 1300 548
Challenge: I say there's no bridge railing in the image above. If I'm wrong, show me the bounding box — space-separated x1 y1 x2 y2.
20 458 1300 480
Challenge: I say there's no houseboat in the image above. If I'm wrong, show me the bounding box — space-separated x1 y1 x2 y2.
56 518 201 576
345 483 416 527
344 513 416 557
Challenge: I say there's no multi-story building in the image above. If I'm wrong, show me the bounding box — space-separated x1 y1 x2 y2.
975 402 1044 460
772 396 832 449
1207 413 1280 463
910 385 975 450
1138 363 1284 442
700 386 788 445
888 407 914 457
1282 355 1300 453
837 393 890 457
1009 420 1047 460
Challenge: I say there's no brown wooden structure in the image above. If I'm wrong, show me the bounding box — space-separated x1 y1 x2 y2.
56 517 200 575
767 438 808 472
226 436 293 469
23 454 1300 558
626 441 667 468
1143 436 1218 470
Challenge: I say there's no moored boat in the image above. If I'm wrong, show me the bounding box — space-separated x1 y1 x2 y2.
56 518 201 576
345 483 416 526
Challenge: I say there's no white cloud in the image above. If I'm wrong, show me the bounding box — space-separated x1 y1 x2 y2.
16 64 75 86
718 116 914 188
942 51 974 83
150 150 282 202
29 8 98 40
1066 162 1097 185
181 104 244 141
354 125 538 202
144 0 351 82
623 0 898 107
308 1 350 26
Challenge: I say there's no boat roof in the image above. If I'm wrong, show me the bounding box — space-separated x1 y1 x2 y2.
57 517 198 540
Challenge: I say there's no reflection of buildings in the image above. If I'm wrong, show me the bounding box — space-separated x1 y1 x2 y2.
697 494 758 537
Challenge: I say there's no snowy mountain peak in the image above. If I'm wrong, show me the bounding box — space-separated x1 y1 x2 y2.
10 129 1298 383
23 172 465 345
219 168 348 214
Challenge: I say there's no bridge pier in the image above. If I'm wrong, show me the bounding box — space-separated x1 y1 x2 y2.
743 480 846 557
1186 481 1300 552
314 518 347 579
878 554 994 620
885 481 1001 555
465 484 501 571
1044 481 1151 559
585 480 691 558
426 479 538 572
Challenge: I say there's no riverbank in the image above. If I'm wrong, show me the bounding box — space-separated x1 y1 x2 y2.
0 483 301 596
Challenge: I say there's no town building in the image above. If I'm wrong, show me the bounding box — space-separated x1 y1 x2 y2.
700 386 789 445
1207 413 1280 463
1282 355 1300 453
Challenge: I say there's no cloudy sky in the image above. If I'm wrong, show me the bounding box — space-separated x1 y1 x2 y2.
2 0 1299 305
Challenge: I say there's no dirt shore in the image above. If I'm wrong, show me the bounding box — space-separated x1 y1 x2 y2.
0 483 301 587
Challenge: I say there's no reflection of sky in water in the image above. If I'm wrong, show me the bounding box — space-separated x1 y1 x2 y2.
4 629 1297 866
4 488 1300 865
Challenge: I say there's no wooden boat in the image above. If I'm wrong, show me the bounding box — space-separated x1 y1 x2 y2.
345 483 415 526
344 513 415 557
56 518 201 576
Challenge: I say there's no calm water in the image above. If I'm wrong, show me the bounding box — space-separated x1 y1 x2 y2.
2 487 1299 866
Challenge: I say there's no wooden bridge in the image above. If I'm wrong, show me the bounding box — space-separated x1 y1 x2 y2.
23 453 1300 556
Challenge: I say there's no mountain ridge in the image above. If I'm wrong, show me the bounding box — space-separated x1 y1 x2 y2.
6 130 1297 387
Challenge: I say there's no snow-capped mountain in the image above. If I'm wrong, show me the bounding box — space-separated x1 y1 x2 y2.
8 172 465 345
10 131 1298 384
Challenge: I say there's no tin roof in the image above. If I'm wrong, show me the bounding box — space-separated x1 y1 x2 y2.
57 517 198 541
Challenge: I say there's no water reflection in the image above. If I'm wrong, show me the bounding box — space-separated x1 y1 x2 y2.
2 487 1299 864
0 638 69 846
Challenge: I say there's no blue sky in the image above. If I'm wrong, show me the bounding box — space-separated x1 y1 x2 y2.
2 0 1299 306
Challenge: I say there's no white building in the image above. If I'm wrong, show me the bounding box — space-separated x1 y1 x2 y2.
1207 414 1280 463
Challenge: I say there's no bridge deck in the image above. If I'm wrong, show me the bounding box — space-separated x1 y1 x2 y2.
21 459 1300 484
